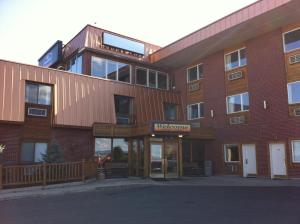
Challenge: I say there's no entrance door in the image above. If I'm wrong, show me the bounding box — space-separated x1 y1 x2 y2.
150 143 164 178
269 143 287 179
242 144 257 177
150 140 179 178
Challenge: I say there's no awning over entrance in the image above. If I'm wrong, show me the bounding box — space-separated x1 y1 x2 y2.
93 121 215 139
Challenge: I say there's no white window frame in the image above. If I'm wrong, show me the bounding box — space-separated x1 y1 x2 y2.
226 92 249 114
186 63 203 83
224 144 240 163
187 102 204 120
224 47 246 71
292 140 300 163
287 81 300 104
283 27 300 53
91 56 132 84
135 66 169 90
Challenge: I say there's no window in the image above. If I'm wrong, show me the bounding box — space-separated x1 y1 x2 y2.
292 140 300 163
187 64 203 82
95 138 128 162
224 144 240 162
288 82 300 104
164 103 177 121
114 95 133 124
67 55 82 74
136 68 147 86
26 83 51 105
91 56 131 83
187 103 204 120
225 48 247 71
226 92 249 114
284 28 300 52
21 142 47 163
135 67 168 90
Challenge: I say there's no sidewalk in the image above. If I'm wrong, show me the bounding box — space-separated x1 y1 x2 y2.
1 176 300 201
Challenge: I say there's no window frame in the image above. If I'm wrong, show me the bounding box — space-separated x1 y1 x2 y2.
164 103 178 121
287 81 300 105
283 27 300 53
226 92 249 114
187 102 204 120
292 140 300 163
91 56 132 84
20 142 48 163
187 63 203 83
114 95 134 125
224 47 246 71
224 144 240 163
135 66 169 90
25 82 52 106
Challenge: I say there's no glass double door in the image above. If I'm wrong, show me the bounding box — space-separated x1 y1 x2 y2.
150 140 178 178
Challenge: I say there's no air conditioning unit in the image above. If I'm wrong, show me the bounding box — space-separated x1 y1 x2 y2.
294 108 300 116
229 116 245 125
228 71 243 81
28 108 47 117
289 54 300 65
116 117 130 124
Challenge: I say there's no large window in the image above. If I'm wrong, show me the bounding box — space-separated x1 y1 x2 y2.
67 55 82 74
91 56 131 83
21 142 48 163
187 102 204 120
135 67 168 90
292 140 300 163
95 138 128 162
288 82 300 104
283 28 300 52
114 95 133 124
187 64 203 82
225 48 247 71
224 144 240 162
164 103 177 121
25 83 52 105
226 92 249 114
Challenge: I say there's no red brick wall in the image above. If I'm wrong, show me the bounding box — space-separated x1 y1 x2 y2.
173 28 300 177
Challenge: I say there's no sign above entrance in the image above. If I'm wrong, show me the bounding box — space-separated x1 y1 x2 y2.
153 123 191 133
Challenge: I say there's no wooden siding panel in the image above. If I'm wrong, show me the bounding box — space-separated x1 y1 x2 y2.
0 60 183 127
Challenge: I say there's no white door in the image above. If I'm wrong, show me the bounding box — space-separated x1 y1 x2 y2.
242 144 257 177
269 143 287 178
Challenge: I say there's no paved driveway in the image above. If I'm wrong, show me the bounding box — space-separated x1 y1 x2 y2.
1 185 300 224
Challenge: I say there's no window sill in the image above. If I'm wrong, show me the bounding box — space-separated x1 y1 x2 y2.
227 110 249 115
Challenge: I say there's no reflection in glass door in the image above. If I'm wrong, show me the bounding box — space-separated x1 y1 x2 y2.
150 140 178 179
165 142 178 178
150 143 164 178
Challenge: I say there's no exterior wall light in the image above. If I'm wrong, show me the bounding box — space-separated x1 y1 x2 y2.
178 134 183 138
263 100 268 110
210 110 214 118
151 134 155 137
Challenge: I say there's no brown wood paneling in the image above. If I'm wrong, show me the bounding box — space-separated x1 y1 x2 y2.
225 66 248 96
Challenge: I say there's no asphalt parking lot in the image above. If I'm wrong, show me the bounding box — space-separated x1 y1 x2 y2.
1 185 300 224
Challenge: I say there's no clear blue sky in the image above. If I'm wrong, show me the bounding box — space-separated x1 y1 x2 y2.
0 0 256 65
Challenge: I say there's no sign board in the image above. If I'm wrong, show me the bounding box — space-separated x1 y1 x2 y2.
153 123 191 133
103 32 145 55
38 40 62 67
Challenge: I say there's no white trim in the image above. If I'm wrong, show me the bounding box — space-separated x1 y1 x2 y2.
226 92 249 114
224 144 240 163
224 47 246 71
291 140 300 163
287 81 300 104
187 63 203 83
283 27 300 53
187 102 204 120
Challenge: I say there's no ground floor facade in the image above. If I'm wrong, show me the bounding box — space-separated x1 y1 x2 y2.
0 120 300 179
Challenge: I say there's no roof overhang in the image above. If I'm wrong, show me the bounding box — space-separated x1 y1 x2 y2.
149 0 300 69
